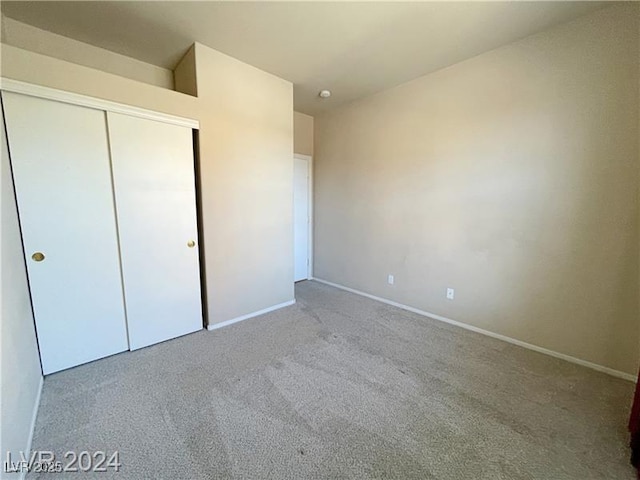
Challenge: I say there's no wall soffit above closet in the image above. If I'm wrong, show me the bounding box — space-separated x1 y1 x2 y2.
0 78 199 129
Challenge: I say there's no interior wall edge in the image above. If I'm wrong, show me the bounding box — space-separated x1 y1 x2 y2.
173 44 197 98
207 299 296 331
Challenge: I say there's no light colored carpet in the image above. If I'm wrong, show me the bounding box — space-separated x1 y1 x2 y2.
29 280 635 479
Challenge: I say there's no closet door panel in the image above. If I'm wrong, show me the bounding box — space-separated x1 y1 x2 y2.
2 92 129 374
107 112 202 350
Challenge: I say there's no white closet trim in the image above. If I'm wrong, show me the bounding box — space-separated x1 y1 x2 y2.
0 78 199 129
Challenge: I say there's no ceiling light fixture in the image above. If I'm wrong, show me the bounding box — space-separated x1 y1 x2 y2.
319 90 331 99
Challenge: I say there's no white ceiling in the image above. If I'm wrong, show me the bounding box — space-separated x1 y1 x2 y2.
1 1 609 115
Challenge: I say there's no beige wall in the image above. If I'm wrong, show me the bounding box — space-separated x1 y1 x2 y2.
0 45 197 117
314 4 640 375
0 42 294 325
174 45 197 97
1 16 174 89
194 43 294 323
294 111 313 156
1 98 42 476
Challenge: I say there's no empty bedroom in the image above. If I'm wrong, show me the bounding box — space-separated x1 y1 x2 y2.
1 1 639 479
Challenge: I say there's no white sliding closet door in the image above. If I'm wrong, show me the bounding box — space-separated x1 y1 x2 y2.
3 92 129 374
107 112 202 350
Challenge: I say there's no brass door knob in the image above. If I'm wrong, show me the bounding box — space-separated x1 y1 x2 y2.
187 240 196 248
32 252 45 262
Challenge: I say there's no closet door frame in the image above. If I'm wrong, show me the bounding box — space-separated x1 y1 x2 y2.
0 78 199 130
294 153 313 281
1 78 203 369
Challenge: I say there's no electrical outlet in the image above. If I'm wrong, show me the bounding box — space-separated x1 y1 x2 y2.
388 275 394 285
446 288 454 300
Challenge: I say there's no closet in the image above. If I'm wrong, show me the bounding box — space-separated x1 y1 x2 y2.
3 88 203 375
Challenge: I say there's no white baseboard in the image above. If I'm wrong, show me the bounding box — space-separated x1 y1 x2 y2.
18 375 43 480
207 300 296 331
311 277 636 383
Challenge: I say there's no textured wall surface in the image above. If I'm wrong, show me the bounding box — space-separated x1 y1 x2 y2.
314 4 640 375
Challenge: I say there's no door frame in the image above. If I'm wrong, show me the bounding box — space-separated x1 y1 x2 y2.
0 78 199 129
294 153 313 280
